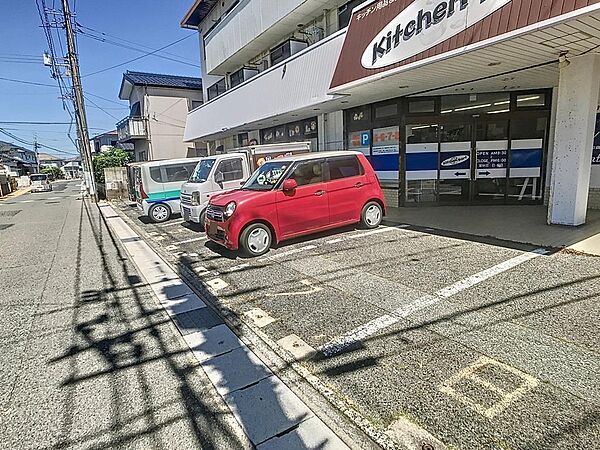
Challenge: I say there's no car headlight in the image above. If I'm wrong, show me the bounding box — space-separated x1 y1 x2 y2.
191 192 201 206
224 201 236 218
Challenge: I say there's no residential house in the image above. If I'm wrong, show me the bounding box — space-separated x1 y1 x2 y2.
116 71 205 162
38 152 65 169
180 0 600 225
90 130 118 154
0 140 38 175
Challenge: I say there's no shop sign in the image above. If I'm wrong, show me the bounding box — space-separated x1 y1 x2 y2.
476 149 507 178
348 130 371 155
439 148 471 179
362 0 512 69
593 113 600 165
303 119 318 138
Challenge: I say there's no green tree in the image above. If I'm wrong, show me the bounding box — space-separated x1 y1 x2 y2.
93 147 130 184
41 166 63 180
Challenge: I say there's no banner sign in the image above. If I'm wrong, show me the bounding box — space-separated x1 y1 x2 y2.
363 0 512 69
593 113 600 165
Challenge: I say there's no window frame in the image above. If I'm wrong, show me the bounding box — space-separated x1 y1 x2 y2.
214 158 244 182
326 155 364 181
286 159 326 187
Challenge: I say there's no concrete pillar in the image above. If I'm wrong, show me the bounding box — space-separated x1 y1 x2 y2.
548 54 600 226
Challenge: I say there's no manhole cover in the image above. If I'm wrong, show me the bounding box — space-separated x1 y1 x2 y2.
0 224 14 230
0 210 21 217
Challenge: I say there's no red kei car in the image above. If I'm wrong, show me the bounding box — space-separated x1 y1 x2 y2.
205 151 386 256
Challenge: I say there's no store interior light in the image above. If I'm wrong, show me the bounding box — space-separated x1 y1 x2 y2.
454 103 492 112
411 124 438 130
441 109 453 114
517 95 541 102
487 109 510 114
493 100 510 106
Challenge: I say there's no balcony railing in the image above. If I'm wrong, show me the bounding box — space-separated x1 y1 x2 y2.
116 116 147 142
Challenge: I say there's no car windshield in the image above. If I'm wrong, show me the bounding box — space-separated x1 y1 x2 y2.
242 161 290 191
30 174 47 182
188 159 215 183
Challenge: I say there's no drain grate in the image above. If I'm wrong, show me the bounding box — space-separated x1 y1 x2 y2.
0 210 21 217
45 201 60 204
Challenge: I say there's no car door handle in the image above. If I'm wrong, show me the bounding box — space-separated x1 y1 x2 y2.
314 190 326 196
354 182 364 188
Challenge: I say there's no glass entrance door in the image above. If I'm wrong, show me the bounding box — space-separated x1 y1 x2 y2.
473 120 509 203
438 122 472 203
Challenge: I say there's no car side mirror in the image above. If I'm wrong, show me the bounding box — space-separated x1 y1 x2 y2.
282 179 297 193
215 172 224 185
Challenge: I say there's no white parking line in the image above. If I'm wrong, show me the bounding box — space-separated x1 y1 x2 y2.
159 220 185 227
325 225 403 244
258 245 317 262
172 236 208 245
320 248 548 356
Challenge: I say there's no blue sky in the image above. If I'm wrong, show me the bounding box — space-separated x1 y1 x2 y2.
0 0 200 157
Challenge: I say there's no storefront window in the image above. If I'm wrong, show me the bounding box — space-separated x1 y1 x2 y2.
347 105 371 129
516 93 546 108
274 125 287 143
261 128 275 144
347 130 371 155
374 102 398 119
405 123 439 204
408 99 435 114
441 93 510 115
372 126 400 185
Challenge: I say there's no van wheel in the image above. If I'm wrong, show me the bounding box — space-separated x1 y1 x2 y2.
360 201 383 229
240 223 272 257
149 203 171 223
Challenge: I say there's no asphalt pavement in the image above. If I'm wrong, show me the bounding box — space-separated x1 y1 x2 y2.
110 199 600 450
0 180 251 450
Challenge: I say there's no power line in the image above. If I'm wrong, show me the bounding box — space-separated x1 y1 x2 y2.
0 128 78 155
0 76 58 88
83 94 120 120
76 23 199 65
78 31 201 68
82 34 195 78
0 121 105 128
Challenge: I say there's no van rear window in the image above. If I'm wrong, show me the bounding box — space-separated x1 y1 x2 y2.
30 174 47 181
328 156 363 180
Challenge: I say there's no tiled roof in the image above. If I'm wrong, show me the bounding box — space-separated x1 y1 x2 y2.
123 71 202 90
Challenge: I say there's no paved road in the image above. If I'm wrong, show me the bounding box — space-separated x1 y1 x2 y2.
112 200 600 450
0 181 250 449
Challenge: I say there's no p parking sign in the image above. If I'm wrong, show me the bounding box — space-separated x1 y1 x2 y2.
360 131 371 147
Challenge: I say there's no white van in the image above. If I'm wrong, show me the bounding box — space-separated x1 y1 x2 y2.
30 173 52 192
180 142 310 226
134 158 204 223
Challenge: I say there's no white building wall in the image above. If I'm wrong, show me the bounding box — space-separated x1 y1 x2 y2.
184 31 345 141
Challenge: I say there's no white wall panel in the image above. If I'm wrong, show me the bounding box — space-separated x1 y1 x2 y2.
185 32 344 142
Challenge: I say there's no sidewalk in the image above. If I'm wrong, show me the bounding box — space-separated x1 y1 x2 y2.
0 186 31 202
386 205 600 255
99 202 353 449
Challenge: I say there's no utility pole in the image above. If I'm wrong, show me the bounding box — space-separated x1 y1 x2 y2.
33 133 41 173
60 0 97 202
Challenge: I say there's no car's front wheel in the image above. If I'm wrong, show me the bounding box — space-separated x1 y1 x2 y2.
360 201 383 229
149 203 171 223
199 208 207 230
239 223 272 257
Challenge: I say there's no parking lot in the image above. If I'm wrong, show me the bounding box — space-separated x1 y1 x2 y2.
114 201 600 449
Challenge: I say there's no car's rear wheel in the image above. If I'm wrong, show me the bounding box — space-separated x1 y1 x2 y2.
240 223 272 257
360 201 383 229
149 203 171 223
